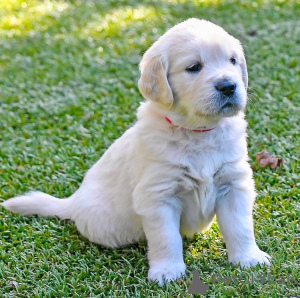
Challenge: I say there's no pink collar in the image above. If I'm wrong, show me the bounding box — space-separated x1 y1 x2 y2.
165 117 217 132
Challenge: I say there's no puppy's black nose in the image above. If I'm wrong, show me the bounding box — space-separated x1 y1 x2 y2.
215 80 236 97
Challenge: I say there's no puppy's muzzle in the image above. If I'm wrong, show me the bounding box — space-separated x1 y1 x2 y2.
215 80 236 97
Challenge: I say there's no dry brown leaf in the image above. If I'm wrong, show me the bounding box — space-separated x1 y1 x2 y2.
256 150 285 169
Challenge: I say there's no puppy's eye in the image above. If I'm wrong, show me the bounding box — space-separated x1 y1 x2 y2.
186 63 202 73
230 57 237 65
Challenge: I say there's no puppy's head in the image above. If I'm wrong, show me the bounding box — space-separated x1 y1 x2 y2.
138 19 248 126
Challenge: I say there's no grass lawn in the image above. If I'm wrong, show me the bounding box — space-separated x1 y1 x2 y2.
0 0 299 296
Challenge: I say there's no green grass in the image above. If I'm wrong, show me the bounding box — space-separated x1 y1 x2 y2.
0 0 299 296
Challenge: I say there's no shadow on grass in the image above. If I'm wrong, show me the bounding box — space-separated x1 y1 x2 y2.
1 0 295 91
0 0 289 44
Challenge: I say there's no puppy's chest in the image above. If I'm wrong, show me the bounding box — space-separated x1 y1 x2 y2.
172 139 228 214
172 140 225 190
175 149 222 234
177 150 220 194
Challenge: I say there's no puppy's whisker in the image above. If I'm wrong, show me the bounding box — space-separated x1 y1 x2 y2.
246 87 261 109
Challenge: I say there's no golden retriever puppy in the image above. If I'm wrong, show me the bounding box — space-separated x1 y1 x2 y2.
2 18 271 285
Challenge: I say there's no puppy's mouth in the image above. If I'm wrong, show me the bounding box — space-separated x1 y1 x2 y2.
218 99 241 115
221 102 235 110
194 92 246 118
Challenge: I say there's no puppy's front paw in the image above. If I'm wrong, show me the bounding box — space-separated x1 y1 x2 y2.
229 246 271 268
148 261 186 286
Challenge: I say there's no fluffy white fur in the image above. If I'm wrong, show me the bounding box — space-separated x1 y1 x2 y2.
2 18 271 285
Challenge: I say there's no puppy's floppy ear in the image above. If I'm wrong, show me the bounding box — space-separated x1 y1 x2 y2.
240 53 248 89
138 54 173 106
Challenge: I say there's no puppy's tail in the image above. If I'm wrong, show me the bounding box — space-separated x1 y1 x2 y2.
1 191 73 220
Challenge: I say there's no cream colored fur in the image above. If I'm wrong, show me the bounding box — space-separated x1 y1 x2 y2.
2 18 271 285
